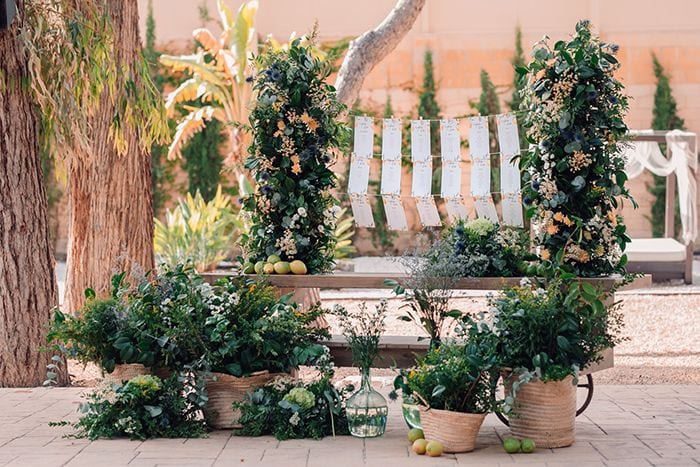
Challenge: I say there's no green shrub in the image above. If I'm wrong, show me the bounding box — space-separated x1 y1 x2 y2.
154 186 240 271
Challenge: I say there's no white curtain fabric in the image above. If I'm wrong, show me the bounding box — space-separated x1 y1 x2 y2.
623 130 698 244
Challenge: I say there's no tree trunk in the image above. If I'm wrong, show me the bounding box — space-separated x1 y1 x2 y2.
0 3 60 387
65 0 154 312
334 0 426 106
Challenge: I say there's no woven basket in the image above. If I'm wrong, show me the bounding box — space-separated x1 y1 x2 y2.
507 376 576 448
102 363 150 385
419 407 486 453
202 370 282 429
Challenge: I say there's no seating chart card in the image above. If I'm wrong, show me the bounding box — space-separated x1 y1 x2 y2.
348 153 371 195
502 192 524 227
470 157 491 196
468 116 490 158
353 116 374 158
497 113 521 194
381 118 402 161
411 160 433 197
440 119 461 162
415 196 441 227
380 158 401 195
440 161 462 198
445 197 469 222
350 194 375 228
382 195 408 231
474 195 499 223
496 113 520 157
411 119 431 162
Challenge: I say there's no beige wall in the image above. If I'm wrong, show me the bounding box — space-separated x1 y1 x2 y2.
136 0 700 251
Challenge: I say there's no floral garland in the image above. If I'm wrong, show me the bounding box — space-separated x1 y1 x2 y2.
241 38 349 274
520 20 633 276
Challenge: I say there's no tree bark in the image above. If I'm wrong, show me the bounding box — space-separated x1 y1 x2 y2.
334 0 426 105
0 2 60 387
65 0 154 312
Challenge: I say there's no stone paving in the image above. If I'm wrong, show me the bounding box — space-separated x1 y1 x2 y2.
0 385 699 466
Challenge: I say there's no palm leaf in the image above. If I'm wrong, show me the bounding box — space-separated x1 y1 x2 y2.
193 28 220 55
168 106 224 160
159 53 226 87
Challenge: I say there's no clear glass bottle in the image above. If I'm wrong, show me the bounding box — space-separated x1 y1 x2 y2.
345 368 388 438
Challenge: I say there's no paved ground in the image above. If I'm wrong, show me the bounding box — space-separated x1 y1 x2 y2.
0 385 698 466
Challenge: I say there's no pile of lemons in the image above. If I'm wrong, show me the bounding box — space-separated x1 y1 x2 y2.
242 255 308 275
408 428 444 457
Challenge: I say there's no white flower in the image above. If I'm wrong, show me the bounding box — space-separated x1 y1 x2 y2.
289 412 301 426
297 207 307 217
519 277 532 287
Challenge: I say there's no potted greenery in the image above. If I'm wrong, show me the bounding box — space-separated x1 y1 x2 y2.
391 342 499 453
334 300 388 438
48 273 155 383
197 277 328 429
466 277 625 448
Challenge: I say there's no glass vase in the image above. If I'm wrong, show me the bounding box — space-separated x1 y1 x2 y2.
345 368 388 438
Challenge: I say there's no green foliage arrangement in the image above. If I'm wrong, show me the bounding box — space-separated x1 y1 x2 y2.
48 274 156 373
63 375 206 440
390 343 499 414
520 20 633 276
242 38 349 273
199 277 329 376
234 351 350 440
649 54 684 237
464 277 625 383
423 219 532 278
154 187 241 271
333 300 387 371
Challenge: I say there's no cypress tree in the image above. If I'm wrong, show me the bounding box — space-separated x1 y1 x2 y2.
508 27 527 144
474 69 501 192
649 54 684 237
417 50 441 193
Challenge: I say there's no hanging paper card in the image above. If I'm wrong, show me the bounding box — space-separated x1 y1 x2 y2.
441 161 462 198
474 195 499 223
470 157 491 196
415 197 441 227
445 197 469 222
382 118 402 160
411 119 431 162
502 192 524 227
468 116 490 158
348 153 371 194
353 116 374 158
382 195 409 231
350 194 375 228
380 159 402 195
411 160 433 197
496 113 520 157
500 152 521 194
440 119 461 162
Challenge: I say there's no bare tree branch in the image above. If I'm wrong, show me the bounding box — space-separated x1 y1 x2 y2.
334 0 426 106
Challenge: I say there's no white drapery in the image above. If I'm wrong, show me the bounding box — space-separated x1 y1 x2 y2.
623 130 698 244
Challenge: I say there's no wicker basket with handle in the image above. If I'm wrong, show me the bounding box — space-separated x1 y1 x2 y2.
419 407 486 453
507 375 576 448
202 370 285 429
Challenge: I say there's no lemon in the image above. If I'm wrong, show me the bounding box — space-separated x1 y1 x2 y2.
262 263 275 274
273 261 291 274
503 437 521 453
267 254 281 264
407 428 424 443
412 439 428 455
289 260 307 275
425 440 443 457
242 262 255 274
521 438 536 453
253 261 265 274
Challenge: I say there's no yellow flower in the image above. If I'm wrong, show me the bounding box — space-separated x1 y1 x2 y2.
562 216 574 227
553 212 564 222
607 210 617 226
583 230 592 241
594 245 605 257
277 120 286 130
541 249 551 261
300 112 319 131
290 155 302 175
546 224 559 235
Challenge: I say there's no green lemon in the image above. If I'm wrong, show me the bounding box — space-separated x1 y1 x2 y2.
503 437 521 453
407 428 424 443
425 440 444 457
267 254 281 264
273 261 291 274
521 438 536 453
242 262 255 274
253 261 265 274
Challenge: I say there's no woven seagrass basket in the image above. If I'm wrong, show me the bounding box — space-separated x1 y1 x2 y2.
419 407 486 453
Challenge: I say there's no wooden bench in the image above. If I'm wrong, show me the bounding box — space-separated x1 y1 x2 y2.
202 272 651 374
